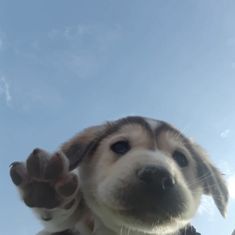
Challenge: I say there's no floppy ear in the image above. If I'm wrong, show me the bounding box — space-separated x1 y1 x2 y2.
191 143 229 217
60 124 107 170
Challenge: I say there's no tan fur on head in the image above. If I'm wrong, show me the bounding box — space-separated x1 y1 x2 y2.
10 116 228 235
60 116 229 235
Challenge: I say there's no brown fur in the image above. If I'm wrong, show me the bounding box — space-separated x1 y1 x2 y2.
10 116 229 235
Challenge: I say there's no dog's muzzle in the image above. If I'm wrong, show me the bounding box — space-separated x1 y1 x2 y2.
137 165 175 191
116 164 188 224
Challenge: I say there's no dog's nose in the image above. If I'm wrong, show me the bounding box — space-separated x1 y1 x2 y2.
137 166 175 191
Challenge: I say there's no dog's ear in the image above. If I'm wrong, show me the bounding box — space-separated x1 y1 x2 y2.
60 124 107 170
191 143 229 217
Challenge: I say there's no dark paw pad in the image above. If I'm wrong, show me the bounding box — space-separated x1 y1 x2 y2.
26 148 50 179
10 148 79 210
44 152 69 180
56 174 78 197
23 181 61 209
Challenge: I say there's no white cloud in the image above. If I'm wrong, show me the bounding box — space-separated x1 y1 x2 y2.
48 23 122 46
31 40 40 50
48 28 60 39
65 54 100 79
196 171 235 218
48 25 90 40
46 24 122 79
220 129 231 138
0 76 12 106
218 161 235 199
0 31 7 51
197 196 216 219
63 25 89 40
227 175 235 199
227 37 235 46
219 160 234 175
0 38 3 50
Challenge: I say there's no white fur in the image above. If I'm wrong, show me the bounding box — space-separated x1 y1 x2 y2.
12 117 227 235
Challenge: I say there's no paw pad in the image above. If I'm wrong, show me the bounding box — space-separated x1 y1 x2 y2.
26 148 50 179
10 148 79 209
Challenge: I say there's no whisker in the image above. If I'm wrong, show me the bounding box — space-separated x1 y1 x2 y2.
120 225 123 235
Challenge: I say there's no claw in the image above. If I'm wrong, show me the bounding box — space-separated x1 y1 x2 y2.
9 161 21 168
9 162 27 186
10 167 23 186
32 148 41 155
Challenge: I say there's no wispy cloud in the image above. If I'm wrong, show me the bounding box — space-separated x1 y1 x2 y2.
0 31 7 51
48 24 121 42
232 62 235 69
7 23 122 81
0 76 12 106
196 161 235 219
0 38 3 50
46 24 122 79
228 175 235 199
197 196 216 219
218 160 235 199
227 37 235 46
220 129 231 138
48 25 90 40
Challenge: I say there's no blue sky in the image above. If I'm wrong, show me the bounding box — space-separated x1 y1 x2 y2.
1 0 235 234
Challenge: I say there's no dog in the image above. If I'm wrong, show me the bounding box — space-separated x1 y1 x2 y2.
10 116 229 235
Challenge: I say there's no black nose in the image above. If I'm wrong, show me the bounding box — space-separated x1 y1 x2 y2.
137 166 175 191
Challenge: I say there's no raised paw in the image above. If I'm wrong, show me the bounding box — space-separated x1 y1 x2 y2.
10 148 79 210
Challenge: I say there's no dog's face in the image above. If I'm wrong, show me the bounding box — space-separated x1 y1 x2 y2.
62 116 228 235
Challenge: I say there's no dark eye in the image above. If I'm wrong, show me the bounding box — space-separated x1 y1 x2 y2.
110 140 130 155
172 150 188 167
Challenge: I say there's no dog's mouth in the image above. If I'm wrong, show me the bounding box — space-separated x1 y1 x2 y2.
98 200 189 235
93 164 197 233
98 181 190 228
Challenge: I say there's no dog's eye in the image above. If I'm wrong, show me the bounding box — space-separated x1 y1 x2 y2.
172 150 188 167
110 140 130 155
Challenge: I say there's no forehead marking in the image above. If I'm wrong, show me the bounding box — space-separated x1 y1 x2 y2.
144 118 163 130
87 116 156 157
155 122 211 182
155 121 189 147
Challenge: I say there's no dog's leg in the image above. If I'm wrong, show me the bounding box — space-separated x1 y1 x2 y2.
10 148 85 234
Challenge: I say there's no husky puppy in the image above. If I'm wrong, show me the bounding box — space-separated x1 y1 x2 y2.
10 116 228 235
